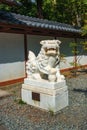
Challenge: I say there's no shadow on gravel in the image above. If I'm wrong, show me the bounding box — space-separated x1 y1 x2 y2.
77 69 87 73
73 88 87 97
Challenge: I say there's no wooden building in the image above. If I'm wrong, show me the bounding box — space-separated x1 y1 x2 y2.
0 10 87 86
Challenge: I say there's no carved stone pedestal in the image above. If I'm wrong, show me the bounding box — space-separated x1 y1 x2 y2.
21 78 68 113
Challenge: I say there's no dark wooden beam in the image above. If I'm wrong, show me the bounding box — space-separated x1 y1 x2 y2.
24 33 28 77
24 34 28 62
74 38 78 72
0 22 86 38
0 27 10 31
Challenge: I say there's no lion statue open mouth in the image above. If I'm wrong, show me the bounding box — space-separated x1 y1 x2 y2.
26 40 65 82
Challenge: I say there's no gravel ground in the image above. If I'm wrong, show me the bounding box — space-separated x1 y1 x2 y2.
0 73 87 130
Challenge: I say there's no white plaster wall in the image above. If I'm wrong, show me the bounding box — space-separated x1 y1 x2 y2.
27 35 76 69
0 33 25 82
27 35 87 70
57 37 87 69
27 35 54 56
76 38 87 66
57 37 75 69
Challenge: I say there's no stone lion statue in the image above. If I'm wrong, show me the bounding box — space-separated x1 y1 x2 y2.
26 40 64 82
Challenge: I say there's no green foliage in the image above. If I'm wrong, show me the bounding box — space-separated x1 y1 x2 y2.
43 0 62 21
0 0 87 26
69 42 78 48
81 41 87 51
0 3 11 12
69 42 79 55
49 109 54 116
69 61 80 67
72 50 79 55
81 13 87 52
14 98 26 105
11 0 37 16
82 13 87 36
69 40 87 70
48 107 55 116
18 99 26 105
60 53 66 63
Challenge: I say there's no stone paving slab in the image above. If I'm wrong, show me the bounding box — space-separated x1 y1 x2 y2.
0 89 10 98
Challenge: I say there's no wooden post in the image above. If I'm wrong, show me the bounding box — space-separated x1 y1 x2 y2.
24 33 28 61
74 37 78 76
24 33 28 77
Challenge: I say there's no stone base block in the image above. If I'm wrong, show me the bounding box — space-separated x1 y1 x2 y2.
21 79 68 113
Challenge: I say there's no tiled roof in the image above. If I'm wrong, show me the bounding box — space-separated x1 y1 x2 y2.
0 11 81 33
